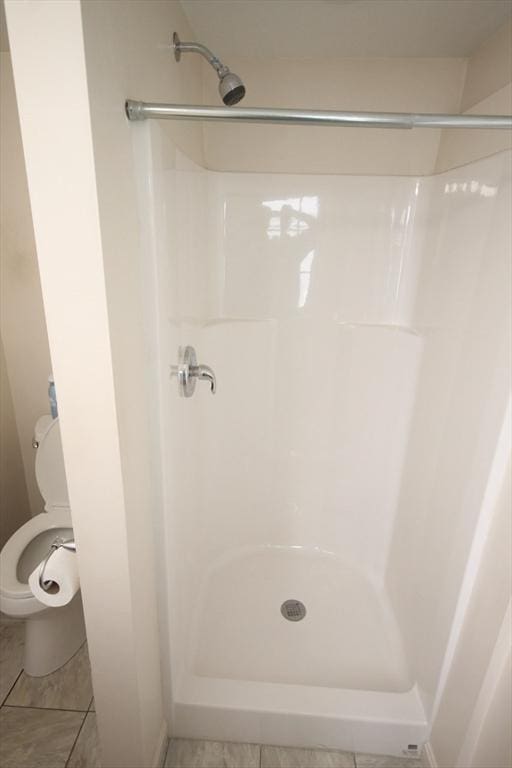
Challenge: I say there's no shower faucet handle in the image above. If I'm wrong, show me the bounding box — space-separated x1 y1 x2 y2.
171 346 216 397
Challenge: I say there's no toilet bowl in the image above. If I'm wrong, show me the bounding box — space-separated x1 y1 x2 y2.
0 416 86 676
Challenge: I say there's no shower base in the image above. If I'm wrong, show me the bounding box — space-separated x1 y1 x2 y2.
192 546 411 691
172 547 429 757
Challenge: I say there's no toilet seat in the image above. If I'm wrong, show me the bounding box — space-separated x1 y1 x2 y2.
0 508 72 615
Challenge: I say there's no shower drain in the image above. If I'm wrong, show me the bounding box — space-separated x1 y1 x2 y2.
280 599 307 622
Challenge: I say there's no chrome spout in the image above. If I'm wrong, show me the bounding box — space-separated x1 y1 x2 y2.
190 364 216 394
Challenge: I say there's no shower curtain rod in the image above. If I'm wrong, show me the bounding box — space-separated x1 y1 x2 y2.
125 100 512 129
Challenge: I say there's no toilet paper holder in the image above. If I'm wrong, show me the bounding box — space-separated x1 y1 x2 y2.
38 537 76 593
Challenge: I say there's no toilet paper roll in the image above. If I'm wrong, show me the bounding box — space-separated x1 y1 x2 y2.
29 546 80 608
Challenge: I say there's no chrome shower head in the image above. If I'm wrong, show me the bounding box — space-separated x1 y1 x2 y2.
218 71 246 106
173 32 246 106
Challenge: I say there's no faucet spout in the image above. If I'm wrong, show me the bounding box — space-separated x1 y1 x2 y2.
191 364 216 394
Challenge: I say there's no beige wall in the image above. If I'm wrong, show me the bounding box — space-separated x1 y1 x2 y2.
435 84 511 172
0 50 51 519
4 0 203 765
202 56 467 175
436 20 512 171
0 338 30 548
200 19 512 177
461 19 512 112
79 0 205 756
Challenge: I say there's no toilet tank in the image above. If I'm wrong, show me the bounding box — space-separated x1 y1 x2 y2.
34 416 70 511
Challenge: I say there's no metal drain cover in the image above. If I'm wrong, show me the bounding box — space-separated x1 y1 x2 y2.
281 599 306 622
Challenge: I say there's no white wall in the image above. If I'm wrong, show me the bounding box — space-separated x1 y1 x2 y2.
0 50 51 519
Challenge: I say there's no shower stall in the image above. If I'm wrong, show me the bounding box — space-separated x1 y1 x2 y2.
5 0 511 763
131 100 511 757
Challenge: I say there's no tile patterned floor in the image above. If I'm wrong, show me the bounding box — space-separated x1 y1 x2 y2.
164 740 424 768
261 745 354 767
0 620 99 768
1 622 423 768
0 622 24 704
6 643 93 711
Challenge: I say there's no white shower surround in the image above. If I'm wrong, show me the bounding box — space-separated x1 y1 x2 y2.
137 128 511 757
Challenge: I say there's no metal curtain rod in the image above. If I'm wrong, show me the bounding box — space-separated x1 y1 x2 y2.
125 100 512 130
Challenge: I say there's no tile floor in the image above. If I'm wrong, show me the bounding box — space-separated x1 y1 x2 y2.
1 621 423 768
163 741 424 768
0 620 100 768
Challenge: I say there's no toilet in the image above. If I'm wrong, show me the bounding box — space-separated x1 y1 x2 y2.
0 416 86 676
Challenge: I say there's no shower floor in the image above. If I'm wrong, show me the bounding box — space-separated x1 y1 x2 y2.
193 546 411 692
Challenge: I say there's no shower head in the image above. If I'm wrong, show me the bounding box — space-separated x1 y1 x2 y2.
173 32 246 106
218 71 246 106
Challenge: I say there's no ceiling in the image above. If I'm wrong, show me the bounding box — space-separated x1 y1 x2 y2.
2 0 510 58
180 0 512 59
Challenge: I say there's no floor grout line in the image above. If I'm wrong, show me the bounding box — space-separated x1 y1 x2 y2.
2 703 91 713
0 669 24 708
64 709 88 768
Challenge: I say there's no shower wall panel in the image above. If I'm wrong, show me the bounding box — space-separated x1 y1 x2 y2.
387 151 512 718
207 174 422 325
151 157 426 693
186 172 425 587
143 128 210 688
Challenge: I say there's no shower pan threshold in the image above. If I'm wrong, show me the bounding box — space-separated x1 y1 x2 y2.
173 675 429 758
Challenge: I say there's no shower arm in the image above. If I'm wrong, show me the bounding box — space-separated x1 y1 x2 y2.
173 33 229 79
